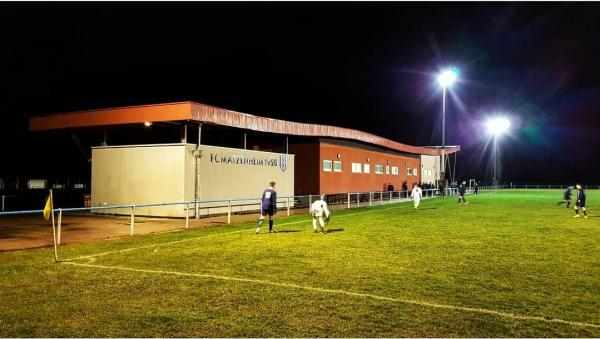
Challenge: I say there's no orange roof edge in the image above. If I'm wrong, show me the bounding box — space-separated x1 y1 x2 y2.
29 102 193 131
28 101 459 156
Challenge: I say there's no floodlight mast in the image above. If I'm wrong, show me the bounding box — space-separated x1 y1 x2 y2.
486 117 511 186
437 68 459 188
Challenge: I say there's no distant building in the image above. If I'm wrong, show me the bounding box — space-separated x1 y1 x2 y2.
29 102 460 216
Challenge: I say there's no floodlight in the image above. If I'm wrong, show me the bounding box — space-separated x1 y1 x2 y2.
437 67 459 87
486 117 510 135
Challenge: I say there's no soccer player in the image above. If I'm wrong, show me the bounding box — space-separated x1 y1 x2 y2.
458 181 469 204
310 195 330 233
557 186 573 208
573 184 588 219
410 183 423 211
256 181 277 234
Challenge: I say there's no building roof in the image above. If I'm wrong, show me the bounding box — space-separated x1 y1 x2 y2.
29 101 460 156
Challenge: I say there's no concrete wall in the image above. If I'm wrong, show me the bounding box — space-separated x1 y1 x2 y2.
91 143 294 217
91 144 188 217
420 155 441 185
195 145 294 215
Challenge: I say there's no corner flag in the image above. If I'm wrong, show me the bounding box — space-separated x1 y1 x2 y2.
43 190 53 221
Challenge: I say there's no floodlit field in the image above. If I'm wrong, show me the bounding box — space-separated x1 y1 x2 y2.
1 190 599 337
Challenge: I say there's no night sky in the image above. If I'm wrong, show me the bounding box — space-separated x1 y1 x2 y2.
1 2 599 185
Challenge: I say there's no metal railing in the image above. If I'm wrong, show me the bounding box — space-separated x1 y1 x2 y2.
475 184 600 191
1 195 16 211
0 188 465 261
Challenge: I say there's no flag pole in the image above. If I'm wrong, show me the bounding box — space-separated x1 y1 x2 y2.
49 189 59 262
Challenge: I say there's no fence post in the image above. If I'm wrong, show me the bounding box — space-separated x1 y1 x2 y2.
308 194 312 212
356 193 360 208
389 191 392 204
227 199 232 224
369 192 372 206
130 205 135 236
287 196 291 216
347 193 350 209
380 192 383 205
195 200 200 220
185 203 190 229
57 208 63 245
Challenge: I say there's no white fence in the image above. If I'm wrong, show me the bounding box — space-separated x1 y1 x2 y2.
1 188 468 261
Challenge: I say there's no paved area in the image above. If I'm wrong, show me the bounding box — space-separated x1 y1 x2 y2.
0 213 248 252
0 208 314 252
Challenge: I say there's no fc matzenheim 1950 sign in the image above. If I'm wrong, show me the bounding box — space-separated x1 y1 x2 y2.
210 153 288 172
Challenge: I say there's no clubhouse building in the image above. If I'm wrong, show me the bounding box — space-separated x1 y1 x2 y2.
29 102 460 216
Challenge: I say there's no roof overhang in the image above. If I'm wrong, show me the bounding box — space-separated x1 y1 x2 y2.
29 101 460 156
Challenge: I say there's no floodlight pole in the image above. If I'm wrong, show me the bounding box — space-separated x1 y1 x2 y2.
441 86 447 184
493 135 498 187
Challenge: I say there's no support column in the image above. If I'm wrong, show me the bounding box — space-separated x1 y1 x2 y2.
181 124 188 143
101 126 107 146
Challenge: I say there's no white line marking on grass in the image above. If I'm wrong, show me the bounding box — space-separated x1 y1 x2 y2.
64 199 430 262
63 261 600 330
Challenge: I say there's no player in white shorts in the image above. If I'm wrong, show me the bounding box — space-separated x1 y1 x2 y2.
310 196 330 233
411 183 423 211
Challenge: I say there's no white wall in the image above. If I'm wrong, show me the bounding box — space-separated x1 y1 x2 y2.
91 144 188 217
195 145 294 215
91 143 295 217
420 155 441 184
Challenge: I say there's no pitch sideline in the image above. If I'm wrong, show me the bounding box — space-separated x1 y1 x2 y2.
64 197 444 262
62 261 600 330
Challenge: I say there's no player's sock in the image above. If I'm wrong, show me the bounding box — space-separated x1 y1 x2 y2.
312 219 318 232
566 201 571 208
584 209 588 216
457 198 461 204
256 220 263 234
269 220 273 232
320 219 327 233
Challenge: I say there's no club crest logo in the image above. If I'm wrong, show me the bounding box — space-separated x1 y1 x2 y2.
279 154 288 172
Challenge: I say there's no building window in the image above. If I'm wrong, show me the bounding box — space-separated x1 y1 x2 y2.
323 160 332 172
385 165 390 174
333 161 343 172
351 162 362 173
411 168 418 176
407 167 412 175
392 166 399 175
375 164 384 174
363 163 370 173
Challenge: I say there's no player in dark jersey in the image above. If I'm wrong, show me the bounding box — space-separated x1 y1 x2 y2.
256 181 277 234
573 184 588 219
458 181 468 204
557 186 573 208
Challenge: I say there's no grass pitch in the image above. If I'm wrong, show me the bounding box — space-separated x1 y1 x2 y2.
1 190 599 337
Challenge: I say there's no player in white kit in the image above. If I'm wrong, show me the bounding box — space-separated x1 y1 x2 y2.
310 196 330 233
410 183 423 211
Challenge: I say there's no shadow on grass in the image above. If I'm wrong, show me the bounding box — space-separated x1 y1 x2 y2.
418 207 438 210
274 230 303 233
325 228 344 233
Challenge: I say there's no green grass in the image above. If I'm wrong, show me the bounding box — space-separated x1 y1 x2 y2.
1 190 599 337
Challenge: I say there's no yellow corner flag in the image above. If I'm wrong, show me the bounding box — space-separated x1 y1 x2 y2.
43 190 53 221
